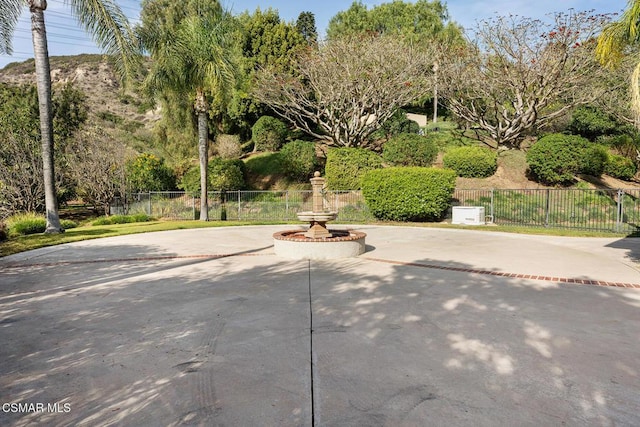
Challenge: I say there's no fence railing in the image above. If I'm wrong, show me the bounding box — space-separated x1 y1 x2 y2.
111 188 640 234
111 190 374 223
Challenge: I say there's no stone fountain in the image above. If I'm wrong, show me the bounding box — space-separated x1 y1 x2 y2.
273 172 366 259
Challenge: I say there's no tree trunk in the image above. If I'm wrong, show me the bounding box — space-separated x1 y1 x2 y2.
195 89 209 221
30 0 62 233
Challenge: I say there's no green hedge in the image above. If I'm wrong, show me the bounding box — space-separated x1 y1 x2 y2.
382 133 438 167
362 167 456 221
325 147 382 190
280 140 319 181
442 146 497 178
580 145 609 177
526 134 589 185
252 116 288 152
605 154 637 181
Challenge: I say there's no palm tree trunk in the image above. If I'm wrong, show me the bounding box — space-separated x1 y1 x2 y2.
195 89 209 221
30 0 62 233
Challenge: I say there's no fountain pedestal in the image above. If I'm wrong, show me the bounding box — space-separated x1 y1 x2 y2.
272 172 366 259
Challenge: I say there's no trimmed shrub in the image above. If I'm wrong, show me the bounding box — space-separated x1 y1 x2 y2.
362 167 456 221
580 145 609 177
252 116 288 152
382 133 438 167
180 158 246 195
280 140 319 181
216 134 243 159
325 147 383 190
605 154 637 181
526 134 589 185
442 146 497 178
569 106 619 140
0 222 6 241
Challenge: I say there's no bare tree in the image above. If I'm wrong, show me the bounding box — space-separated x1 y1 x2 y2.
438 11 611 148
254 35 432 148
0 130 44 216
66 127 133 215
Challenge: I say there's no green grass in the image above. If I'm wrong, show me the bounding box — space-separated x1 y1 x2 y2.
1 219 632 258
244 152 283 176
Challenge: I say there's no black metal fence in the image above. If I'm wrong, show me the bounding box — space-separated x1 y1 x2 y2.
453 188 640 233
111 188 640 234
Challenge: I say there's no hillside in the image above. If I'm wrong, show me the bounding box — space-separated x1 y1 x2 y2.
2 54 640 192
0 54 160 152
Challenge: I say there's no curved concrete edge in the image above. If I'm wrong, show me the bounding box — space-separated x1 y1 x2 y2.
273 231 366 259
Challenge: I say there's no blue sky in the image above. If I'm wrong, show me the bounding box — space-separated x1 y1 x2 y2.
0 0 628 69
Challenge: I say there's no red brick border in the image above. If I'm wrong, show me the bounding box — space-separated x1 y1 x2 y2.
5 252 639 290
362 257 640 290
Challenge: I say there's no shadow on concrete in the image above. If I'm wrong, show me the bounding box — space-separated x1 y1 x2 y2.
309 256 640 426
0 241 639 426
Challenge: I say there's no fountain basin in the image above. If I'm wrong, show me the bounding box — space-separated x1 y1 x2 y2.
273 229 366 259
296 211 338 222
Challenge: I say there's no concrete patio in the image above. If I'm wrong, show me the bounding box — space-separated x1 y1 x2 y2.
1 225 639 426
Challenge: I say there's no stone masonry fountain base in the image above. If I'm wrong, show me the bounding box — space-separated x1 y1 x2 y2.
273 229 366 260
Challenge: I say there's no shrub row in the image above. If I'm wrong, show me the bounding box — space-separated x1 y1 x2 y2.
527 133 637 185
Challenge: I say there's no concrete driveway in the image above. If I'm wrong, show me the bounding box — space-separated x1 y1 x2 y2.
0 225 639 426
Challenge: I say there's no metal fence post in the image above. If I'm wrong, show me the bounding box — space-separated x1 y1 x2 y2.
285 191 289 218
148 192 152 216
238 191 242 220
544 189 550 227
491 189 495 223
616 189 623 233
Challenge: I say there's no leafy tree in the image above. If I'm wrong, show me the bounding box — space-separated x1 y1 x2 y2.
596 0 640 126
0 0 139 233
439 11 611 148
140 0 237 221
254 34 432 148
296 12 318 45
180 158 245 194
327 0 462 44
228 8 308 138
126 153 177 192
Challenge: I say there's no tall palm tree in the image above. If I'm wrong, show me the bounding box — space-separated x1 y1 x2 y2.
142 5 236 221
596 0 640 126
0 0 139 233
